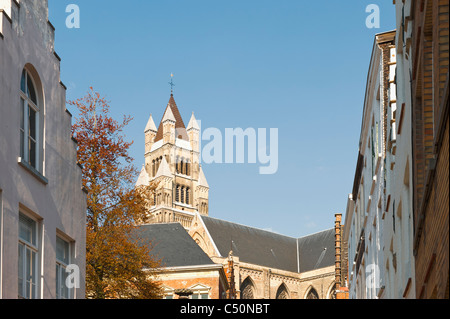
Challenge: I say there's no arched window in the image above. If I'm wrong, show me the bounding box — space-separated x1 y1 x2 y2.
175 156 180 173
276 283 289 299
305 287 319 299
240 277 255 299
20 68 40 170
185 161 189 176
180 158 184 174
185 187 190 205
180 186 185 203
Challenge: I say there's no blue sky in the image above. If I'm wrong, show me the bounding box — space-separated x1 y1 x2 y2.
48 0 395 238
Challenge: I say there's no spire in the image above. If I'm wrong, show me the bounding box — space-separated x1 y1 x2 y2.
154 156 172 179
187 112 200 131
154 94 188 142
145 114 157 132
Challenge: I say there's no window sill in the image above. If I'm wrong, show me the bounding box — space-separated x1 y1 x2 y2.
18 157 48 185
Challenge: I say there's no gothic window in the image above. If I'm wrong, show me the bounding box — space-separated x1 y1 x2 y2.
240 278 255 299
181 186 185 203
20 68 40 171
180 159 184 174
185 161 189 176
305 287 319 299
186 187 190 205
276 284 289 299
328 284 336 299
176 156 180 173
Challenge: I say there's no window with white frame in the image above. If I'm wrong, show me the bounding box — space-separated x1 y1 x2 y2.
190 284 210 299
18 212 38 299
19 69 40 171
56 236 71 299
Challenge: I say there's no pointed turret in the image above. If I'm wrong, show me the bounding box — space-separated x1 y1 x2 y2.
162 106 176 144
145 114 157 133
136 165 150 187
187 112 200 131
145 114 157 154
187 112 200 153
154 156 172 179
198 166 209 188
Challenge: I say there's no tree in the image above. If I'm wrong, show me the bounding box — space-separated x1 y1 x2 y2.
70 87 161 299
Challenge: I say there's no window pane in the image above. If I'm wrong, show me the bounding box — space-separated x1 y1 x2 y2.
56 265 60 299
21 70 26 93
27 75 37 105
201 293 208 299
29 139 36 168
18 243 24 297
19 213 36 246
28 107 36 140
25 248 37 299
20 99 25 159
56 237 70 264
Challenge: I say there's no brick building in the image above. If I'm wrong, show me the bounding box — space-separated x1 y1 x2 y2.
403 0 449 299
137 223 228 299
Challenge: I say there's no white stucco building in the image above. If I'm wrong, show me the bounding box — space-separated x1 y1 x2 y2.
344 27 416 299
0 0 86 299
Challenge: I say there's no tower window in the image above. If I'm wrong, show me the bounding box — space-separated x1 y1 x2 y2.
181 186 185 203
175 185 180 202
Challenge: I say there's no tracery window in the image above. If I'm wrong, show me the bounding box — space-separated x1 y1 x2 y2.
240 278 255 299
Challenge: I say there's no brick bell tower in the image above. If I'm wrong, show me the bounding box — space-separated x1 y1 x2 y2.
136 92 209 230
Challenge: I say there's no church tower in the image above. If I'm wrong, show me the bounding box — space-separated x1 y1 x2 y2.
136 93 209 230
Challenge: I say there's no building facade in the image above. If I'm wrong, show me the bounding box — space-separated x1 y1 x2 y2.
402 0 449 299
137 223 228 299
344 0 449 299
344 30 416 299
0 0 86 299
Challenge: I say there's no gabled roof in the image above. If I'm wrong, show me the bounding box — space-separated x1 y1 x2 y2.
136 223 214 268
201 216 298 272
154 94 188 142
199 216 335 273
297 228 335 273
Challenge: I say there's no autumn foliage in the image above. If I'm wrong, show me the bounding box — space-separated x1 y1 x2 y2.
70 88 162 299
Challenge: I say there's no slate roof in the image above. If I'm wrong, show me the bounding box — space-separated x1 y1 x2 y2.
201 216 335 273
297 228 336 273
136 223 214 268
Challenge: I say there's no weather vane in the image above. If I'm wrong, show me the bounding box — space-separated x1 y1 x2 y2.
169 73 175 94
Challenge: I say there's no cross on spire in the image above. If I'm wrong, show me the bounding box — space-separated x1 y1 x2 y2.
169 73 175 95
